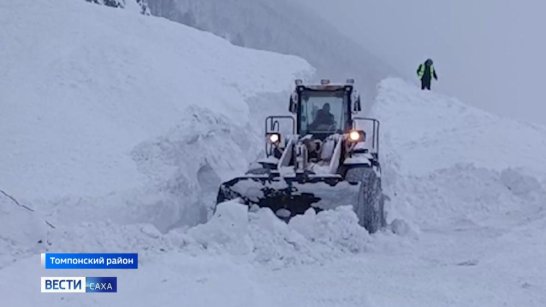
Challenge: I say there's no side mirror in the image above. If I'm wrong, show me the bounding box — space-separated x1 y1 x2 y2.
353 95 362 112
289 93 298 113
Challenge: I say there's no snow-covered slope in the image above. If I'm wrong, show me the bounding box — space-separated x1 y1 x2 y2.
0 0 310 232
373 79 546 229
373 78 546 177
85 0 151 15
146 0 395 99
365 80 546 306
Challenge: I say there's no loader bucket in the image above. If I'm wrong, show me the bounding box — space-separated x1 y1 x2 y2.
216 174 361 220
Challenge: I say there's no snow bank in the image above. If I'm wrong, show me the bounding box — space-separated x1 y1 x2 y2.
373 78 546 231
373 78 546 177
387 163 546 229
0 0 311 232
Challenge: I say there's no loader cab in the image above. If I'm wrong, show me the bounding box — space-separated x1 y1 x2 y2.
290 80 361 140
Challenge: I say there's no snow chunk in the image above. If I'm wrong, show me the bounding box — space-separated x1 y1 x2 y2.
289 206 370 253
187 201 254 256
185 201 371 267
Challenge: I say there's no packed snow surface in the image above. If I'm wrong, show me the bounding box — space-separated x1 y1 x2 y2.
1 1 546 306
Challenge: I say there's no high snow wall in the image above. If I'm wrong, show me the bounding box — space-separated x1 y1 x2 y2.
0 0 312 232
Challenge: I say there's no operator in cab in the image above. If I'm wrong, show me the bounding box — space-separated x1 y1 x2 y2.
310 103 335 130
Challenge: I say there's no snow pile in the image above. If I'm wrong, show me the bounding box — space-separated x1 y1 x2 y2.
0 0 311 234
372 78 546 231
389 164 546 229
24 200 370 271
33 200 371 273
185 201 371 267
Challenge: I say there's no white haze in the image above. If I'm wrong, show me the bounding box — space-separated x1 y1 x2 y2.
299 0 546 126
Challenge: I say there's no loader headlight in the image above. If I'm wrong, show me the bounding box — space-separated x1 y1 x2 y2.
348 130 365 143
267 133 281 144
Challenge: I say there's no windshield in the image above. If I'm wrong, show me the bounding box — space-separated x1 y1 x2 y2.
299 90 348 135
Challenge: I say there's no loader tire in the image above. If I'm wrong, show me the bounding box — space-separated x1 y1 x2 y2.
345 166 385 233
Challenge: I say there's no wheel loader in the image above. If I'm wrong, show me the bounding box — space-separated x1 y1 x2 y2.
216 79 385 233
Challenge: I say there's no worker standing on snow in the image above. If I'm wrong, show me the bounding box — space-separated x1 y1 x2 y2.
417 58 438 90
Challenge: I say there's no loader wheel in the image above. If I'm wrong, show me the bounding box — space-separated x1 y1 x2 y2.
345 166 385 233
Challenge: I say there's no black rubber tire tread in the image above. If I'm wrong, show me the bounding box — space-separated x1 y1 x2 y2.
345 166 385 233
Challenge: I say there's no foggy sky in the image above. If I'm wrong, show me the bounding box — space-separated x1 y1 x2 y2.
298 0 546 126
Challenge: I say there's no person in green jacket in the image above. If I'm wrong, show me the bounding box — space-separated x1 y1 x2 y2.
417 59 438 90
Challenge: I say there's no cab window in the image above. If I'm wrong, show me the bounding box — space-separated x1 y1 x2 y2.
300 90 348 135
